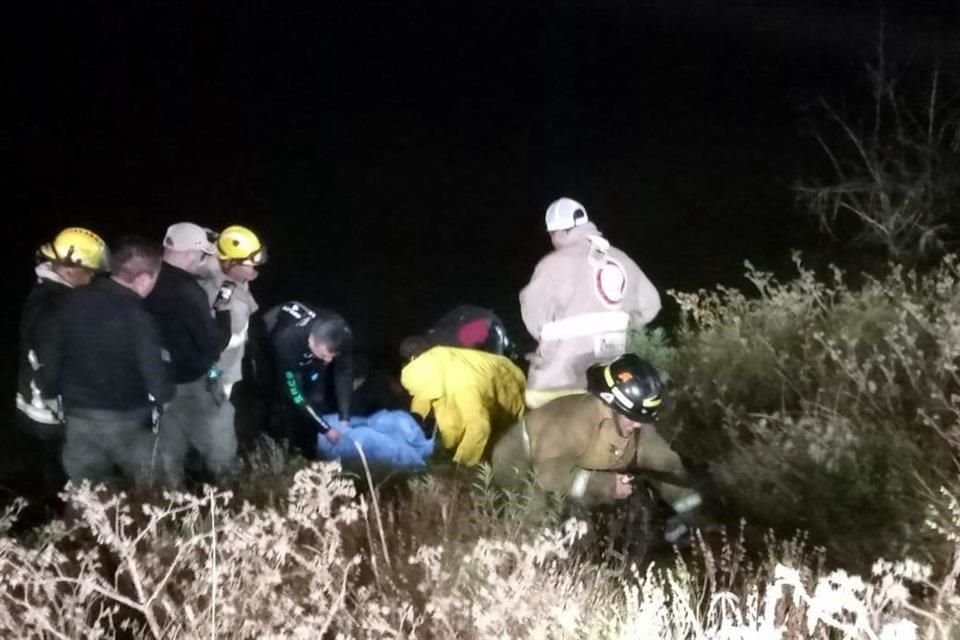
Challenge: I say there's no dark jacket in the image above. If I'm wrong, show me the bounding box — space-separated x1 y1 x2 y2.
263 301 354 422
15 264 72 425
39 278 175 413
144 262 230 384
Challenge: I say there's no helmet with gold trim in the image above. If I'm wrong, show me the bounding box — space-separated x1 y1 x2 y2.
586 353 664 422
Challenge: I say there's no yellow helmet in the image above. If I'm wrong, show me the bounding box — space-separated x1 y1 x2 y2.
38 227 107 271
216 225 267 265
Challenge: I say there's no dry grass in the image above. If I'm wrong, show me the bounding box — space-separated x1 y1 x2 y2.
0 455 958 639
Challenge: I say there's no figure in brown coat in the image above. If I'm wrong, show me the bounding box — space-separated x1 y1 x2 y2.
492 354 702 521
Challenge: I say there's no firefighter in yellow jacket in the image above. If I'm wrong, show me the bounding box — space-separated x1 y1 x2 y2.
399 337 526 466
491 354 703 523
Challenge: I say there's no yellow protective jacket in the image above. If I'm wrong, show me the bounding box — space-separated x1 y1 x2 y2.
400 346 526 466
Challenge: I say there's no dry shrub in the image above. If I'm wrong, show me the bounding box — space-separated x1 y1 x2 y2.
1 458 959 639
650 255 960 568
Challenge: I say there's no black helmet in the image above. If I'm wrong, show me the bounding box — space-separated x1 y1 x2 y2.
586 354 664 422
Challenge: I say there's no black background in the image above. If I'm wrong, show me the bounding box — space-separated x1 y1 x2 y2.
6 1 959 396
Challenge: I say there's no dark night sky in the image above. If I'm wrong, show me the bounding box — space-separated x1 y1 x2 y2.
5 1 960 385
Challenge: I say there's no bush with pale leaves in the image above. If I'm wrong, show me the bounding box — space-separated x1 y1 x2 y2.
639 255 960 567
1 460 958 639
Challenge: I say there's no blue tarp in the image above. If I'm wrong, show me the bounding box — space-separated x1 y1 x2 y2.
316 410 436 474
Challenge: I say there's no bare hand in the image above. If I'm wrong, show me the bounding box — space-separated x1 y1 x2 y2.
614 474 634 500
325 428 342 445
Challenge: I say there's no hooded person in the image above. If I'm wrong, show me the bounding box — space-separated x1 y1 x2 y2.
519 197 661 409
398 336 526 466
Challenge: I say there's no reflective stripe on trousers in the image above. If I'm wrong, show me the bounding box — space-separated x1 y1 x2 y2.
520 417 531 457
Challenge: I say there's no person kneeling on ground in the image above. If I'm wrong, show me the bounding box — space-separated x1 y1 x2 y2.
262 301 354 458
491 353 707 542
398 337 526 467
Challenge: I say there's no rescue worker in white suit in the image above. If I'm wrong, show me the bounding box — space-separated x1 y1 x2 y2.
519 197 662 409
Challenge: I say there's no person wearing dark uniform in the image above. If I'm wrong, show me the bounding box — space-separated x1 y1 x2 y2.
144 222 232 488
39 236 174 489
12 227 107 511
262 301 354 457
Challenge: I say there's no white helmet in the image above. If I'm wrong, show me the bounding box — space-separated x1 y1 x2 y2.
545 197 589 232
